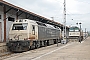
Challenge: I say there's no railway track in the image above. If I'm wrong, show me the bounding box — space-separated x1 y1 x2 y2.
0 43 63 60
0 52 21 60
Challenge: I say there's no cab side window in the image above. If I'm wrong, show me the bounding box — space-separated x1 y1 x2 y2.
32 25 35 35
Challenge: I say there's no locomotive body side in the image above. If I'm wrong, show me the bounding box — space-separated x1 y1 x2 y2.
38 25 60 40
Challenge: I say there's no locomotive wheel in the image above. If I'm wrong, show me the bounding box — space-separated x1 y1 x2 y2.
30 41 36 50
35 41 37 49
35 41 40 49
45 40 47 46
40 41 42 47
47 40 49 46
37 41 40 48
44 40 47 46
54 40 56 44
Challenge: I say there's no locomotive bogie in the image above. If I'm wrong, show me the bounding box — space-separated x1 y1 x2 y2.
7 40 30 52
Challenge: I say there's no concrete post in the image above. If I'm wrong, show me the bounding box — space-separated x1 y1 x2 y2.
4 5 6 42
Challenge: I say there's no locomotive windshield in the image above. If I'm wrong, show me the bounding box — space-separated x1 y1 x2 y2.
12 23 28 30
69 27 80 32
74 27 79 31
69 27 74 32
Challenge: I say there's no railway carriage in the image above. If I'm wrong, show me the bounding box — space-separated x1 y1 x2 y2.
7 19 62 52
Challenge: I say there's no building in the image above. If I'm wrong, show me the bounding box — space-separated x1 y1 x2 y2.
0 0 69 42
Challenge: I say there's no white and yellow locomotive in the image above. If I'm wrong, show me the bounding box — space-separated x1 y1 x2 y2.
7 19 62 52
69 26 83 41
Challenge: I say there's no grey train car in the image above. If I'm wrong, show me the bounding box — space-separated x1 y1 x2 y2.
7 19 62 52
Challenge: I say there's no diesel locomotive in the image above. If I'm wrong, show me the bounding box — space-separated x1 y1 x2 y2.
69 26 83 41
7 19 62 52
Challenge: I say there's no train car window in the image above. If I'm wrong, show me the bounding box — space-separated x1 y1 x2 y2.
32 25 35 35
0 15 1 19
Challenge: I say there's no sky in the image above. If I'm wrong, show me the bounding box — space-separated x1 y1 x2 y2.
4 0 90 32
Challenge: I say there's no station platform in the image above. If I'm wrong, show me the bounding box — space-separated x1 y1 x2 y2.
2 37 90 60
32 37 90 60
37 37 90 60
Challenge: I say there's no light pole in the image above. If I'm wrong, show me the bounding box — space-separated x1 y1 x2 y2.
76 22 82 43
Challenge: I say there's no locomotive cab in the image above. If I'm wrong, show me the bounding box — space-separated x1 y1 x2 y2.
7 19 38 52
69 26 80 38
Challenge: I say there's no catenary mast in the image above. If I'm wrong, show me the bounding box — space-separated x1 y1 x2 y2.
63 0 66 42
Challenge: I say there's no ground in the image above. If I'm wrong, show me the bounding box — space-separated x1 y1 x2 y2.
1 37 90 60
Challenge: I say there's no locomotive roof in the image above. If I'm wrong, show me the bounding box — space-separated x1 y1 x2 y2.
45 24 58 29
36 21 59 29
14 19 60 29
